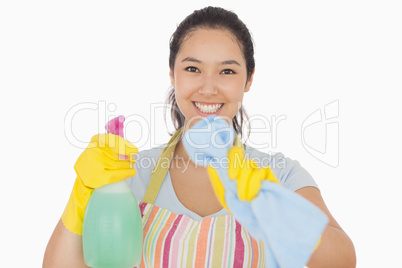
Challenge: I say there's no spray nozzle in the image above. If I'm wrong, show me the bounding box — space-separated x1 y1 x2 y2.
106 116 127 160
106 115 125 138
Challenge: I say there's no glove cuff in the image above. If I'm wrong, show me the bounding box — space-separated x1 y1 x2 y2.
61 178 93 235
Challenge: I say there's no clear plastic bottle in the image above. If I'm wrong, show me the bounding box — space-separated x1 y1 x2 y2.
82 116 143 268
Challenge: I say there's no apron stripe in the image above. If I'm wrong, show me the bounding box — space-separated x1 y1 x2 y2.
251 234 259 268
180 220 196 266
141 206 160 267
259 242 265 267
171 216 190 267
246 229 253 267
234 220 245 267
242 227 250 267
139 202 147 215
194 217 212 267
206 217 216 267
153 213 177 267
148 208 167 267
140 202 152 228
162 214 183 267
186 219 200 267
211 216 225 267
225 216 234 267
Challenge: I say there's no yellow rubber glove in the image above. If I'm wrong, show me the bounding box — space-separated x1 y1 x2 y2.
61 133 138 235
207 146 279 211
207 146 321 251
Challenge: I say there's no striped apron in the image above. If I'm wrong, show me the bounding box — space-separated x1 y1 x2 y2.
135 128 265 267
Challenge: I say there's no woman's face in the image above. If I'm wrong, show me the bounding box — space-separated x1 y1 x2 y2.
170 28 254 129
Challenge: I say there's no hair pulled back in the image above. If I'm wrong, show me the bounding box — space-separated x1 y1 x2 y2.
165 6 255 138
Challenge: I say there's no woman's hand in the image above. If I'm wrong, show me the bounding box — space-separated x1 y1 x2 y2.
206 145 328 268
61 133 138 235
182 115 330 267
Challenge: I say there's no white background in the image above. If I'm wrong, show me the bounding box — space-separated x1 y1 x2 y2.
1 0 401 267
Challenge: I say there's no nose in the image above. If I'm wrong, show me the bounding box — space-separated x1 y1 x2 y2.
199 74 218 96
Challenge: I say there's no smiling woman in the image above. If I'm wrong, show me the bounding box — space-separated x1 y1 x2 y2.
43 6 356 268
166 7 255 138
170 28 253 129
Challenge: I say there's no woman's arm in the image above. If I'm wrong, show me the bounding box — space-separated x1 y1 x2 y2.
296 186 356 268
43 219 89 268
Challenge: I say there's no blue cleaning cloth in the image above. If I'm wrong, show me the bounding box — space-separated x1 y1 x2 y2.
182 115 329 268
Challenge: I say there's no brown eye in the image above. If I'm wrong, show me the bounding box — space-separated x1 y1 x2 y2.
221 69 235 74
186 67 200 72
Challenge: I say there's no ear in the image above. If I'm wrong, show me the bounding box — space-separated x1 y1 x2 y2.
169 69 175 87
244 68 255 93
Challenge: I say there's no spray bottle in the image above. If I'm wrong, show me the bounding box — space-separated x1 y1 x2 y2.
82 116 143 268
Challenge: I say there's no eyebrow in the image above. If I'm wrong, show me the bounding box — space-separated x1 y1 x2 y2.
181 57 241 66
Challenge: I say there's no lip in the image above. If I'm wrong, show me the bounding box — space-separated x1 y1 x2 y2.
192 101 224 116
194 101 223 105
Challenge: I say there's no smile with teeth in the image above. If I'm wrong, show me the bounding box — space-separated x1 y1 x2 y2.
193 102 223 114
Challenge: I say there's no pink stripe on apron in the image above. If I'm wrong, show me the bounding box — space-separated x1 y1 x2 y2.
234 220 245 267
170 216 191 267
162 215 183 268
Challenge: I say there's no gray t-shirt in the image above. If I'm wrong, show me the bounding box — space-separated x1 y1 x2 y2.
126 144 318 221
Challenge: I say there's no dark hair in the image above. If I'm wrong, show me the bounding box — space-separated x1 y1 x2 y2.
165 6 255 139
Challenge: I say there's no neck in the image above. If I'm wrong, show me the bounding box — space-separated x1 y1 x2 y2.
174 122 194 161
174 138 188 160
171 138 204 172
